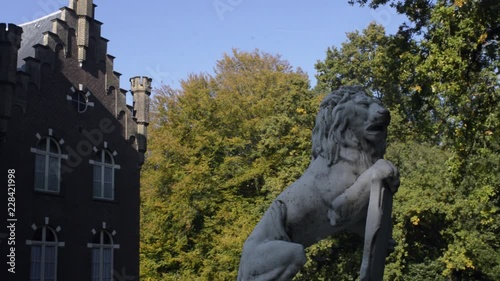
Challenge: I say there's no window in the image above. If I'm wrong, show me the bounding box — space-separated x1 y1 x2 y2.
74 91 88 113
91 150 119 200
89 230 118 281
32 137 63 193
66 85 94 113
28 226 60 281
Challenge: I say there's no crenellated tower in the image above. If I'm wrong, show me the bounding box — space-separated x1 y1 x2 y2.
130 76 152 165
0 24 23 145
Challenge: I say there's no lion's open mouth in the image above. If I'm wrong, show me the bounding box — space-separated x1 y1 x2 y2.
365 122 387 132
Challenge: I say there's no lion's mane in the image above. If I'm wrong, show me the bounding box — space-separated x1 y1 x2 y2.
311 86 386 168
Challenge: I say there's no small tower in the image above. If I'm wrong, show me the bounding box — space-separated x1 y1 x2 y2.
0 23 23 145
130 76 152 165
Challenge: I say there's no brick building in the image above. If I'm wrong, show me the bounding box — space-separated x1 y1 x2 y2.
0 0 150 280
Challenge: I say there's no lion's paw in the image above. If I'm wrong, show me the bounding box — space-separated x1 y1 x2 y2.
371 159 400 193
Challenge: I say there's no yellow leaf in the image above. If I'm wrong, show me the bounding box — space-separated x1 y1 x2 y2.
410 215 420 225
478 33 488 44
454 0 465 8
296 108 307 114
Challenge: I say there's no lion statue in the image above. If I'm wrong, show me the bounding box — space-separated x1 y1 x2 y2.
237 86 400 281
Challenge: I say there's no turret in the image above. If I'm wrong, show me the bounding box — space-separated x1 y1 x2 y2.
130 76 152 165
0 23 23 144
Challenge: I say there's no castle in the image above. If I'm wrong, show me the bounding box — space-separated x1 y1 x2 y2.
0 0 150 280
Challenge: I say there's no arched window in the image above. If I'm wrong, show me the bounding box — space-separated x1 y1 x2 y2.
91 150 119 200
31 137 63 193
88 230 119 281
27 226 62 281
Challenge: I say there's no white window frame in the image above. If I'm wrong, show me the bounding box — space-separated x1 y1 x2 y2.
66 85 95 113
75 91 88 113
90 150 120 200
31 137 67 193
88 230 120 281
26 226 64 281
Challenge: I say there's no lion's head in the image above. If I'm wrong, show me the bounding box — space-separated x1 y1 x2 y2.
311 86 390 168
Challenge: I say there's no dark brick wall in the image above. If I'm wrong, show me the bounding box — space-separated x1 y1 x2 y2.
0 13 141 281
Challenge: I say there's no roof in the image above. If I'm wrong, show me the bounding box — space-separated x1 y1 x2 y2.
17 10 62 69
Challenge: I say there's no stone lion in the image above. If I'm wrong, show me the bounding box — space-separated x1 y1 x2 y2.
237 86 400 281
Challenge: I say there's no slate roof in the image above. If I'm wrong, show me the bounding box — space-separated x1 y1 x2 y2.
17 10 62 70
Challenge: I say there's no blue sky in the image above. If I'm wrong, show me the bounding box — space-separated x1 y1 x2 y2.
1 0 406 93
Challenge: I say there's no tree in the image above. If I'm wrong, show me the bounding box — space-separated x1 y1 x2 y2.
313 1 500 279
340 0 500 154
315 23 389 94
315 23 438 143
140 49 318 280
141 0 500 279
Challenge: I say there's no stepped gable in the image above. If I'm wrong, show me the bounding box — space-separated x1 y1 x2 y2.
2 0 151 161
